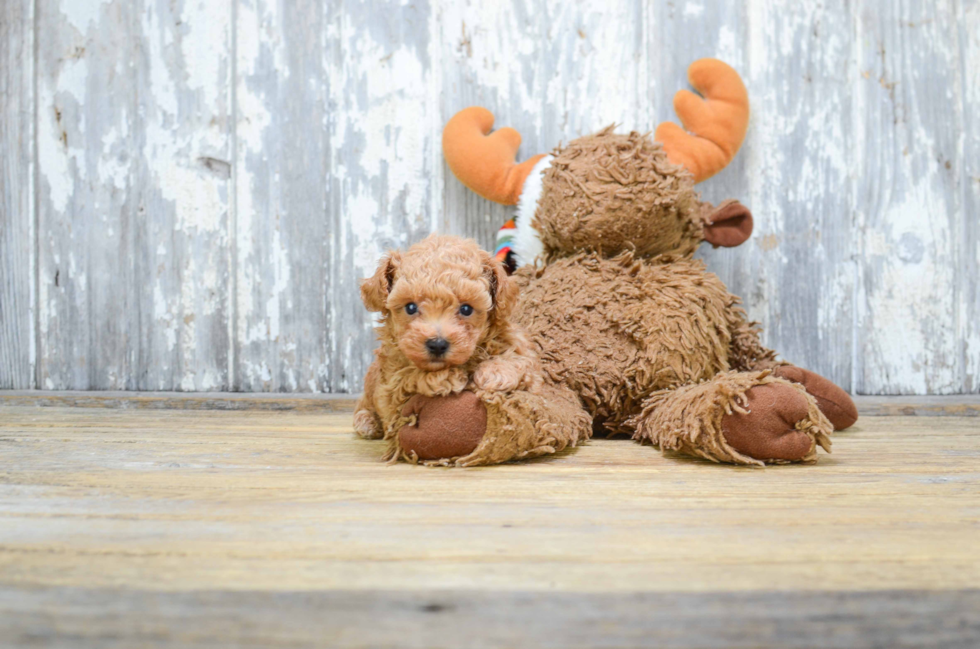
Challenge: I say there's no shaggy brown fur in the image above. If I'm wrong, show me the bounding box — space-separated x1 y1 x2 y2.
355 235 591 466
439 64 855 466
534 128 704 260
513 251 774 436
509 127 847 465
629 370 832 466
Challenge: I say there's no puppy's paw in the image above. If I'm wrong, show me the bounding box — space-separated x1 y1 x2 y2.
473 360 522 392
353 409 383 439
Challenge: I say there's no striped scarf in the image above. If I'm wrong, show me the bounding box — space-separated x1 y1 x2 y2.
493 219 517 273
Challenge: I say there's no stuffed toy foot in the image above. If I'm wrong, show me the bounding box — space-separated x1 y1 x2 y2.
390 385 591 467
395 391 488 461
720 382 825 461
631 370 833 466
771 366 858 430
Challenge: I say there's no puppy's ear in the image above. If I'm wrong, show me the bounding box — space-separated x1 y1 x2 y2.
360 252 401 312
483 252 520 322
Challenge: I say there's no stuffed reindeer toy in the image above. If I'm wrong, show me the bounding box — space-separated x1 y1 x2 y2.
369 58 857 467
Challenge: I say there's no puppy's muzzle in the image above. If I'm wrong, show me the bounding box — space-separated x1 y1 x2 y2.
425 337 450 358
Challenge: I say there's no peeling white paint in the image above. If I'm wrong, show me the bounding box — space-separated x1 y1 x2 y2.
179 0 229 112
59 0 107 34
154 283 177 353
12 0 977 394
860 171 958 393
37 107 74 214
37 54 88 214
683 3 705 18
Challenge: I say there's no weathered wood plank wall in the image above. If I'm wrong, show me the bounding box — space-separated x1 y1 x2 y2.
0 0 34 390
0 0 977 394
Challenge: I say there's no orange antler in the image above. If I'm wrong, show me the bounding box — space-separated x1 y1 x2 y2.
442 107 545 205
655 59 749 183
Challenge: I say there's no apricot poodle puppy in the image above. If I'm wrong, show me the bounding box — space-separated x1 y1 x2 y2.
354 235 590 466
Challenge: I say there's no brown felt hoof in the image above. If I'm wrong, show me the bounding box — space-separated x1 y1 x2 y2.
773 366 858 430
721 383 814 462
398 391 487 461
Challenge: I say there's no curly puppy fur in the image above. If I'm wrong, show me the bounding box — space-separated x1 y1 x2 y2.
355 235 591 465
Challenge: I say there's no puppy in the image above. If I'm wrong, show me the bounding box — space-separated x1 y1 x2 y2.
353 235 540 447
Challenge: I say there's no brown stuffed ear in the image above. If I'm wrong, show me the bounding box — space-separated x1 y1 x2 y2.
483 252 519 321
360 252 401 312
703 200 753 248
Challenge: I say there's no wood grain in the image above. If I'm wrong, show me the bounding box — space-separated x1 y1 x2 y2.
35 0 137 390
2 587 978 649
133 0 233 391
959 0 980 393
853 394 980 417
0 406 979 646
234 0 331 392
0 390 358 411
854 1 966 394
0 0 34 389
1 407 979 594
2 391 978 417
720 0 855 388
35 0 232 390
4 1 980 394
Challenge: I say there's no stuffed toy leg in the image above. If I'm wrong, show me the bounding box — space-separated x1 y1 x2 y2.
389 383 592 467
629 369 834 466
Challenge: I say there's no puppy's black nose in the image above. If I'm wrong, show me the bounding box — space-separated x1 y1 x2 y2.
425 337 450 357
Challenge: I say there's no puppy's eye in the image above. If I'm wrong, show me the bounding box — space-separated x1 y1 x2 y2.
458 304 474 317
404 303 418 315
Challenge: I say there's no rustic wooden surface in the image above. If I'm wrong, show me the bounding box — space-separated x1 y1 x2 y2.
0 406 979 647
0 0 34 390
33 0 233 391
3 390 980 417
2 588 978 649
0 389 358 411
1 1 978 394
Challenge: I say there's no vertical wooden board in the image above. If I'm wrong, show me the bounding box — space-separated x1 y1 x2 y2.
440 0 646 248
854 1 963 394
133 0 233 390
324 0 440 392
0 0 34 389
234 0 330 392
959 1 980 393
647 0 750 294
36 0 139 389
735 0 855 387
36 0 232 390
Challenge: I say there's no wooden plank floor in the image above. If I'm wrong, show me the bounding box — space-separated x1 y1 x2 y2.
1 404 979 648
